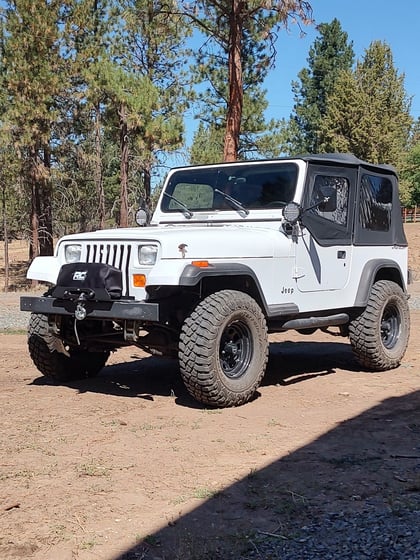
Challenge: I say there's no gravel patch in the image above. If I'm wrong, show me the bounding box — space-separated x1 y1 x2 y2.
0 308 30 330
409 293 420 310
243 509 420 560
0 291 41 331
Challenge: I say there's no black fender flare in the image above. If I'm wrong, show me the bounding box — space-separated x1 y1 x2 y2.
353 259 406 307
179 263 299 318
179 262 270 310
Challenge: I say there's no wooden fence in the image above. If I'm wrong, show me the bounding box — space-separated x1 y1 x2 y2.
402 206 419 223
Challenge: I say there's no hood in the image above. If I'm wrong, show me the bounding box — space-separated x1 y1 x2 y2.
58 224 287 260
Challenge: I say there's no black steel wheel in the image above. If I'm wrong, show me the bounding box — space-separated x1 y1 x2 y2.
349 280 410 371
179 290 268 407
28 313 109 382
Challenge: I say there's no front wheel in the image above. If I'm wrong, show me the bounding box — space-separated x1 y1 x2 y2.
349 280 410 371
179 290 268 407
28 313 109 382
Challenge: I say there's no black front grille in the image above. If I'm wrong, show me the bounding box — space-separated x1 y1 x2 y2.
85 243 131 296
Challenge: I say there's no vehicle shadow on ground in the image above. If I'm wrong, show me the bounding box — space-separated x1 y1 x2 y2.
112 389 420 559
30 339 360 407
265 339 360 385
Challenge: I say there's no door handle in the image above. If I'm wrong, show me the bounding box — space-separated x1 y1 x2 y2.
337 251 346 259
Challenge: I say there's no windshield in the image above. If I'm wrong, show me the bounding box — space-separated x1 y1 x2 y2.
161 162 298 214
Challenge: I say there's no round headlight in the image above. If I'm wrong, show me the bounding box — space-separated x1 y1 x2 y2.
139 245 158 265
64 244 82 263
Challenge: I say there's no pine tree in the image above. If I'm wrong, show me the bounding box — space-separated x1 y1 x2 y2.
189 122 224 164
400 119 420 205
1 0 68 257
183 0 313 161
320 41 412 169
400 143 420 206
288 18 354 154
111 0 191 225
65 0 116 230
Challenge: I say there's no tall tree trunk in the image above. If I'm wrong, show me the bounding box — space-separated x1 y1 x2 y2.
143 159 151 202
94 103 105 229
28 147 40 260
119 103 129 227
29 183 41 259
223 0 244 162
38 145 53 256
29 177 41 287
2 184 9 292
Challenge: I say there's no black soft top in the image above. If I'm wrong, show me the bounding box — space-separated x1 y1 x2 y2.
172 153 397 176
299 153 397 175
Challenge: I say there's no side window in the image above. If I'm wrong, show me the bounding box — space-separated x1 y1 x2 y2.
309 175 349 226
359 174 392 231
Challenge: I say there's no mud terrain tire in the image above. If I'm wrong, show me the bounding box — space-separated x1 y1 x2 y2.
349 280 410 371
179 290 268 407
28 313 109 382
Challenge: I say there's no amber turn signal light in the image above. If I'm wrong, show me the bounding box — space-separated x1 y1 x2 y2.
132 274 146 287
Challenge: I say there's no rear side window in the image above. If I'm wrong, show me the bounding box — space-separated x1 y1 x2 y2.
359 174 392 231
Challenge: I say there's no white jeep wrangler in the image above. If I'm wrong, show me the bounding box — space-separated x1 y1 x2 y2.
21 153 411 407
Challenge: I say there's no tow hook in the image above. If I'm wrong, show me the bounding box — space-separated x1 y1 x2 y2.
74 294 89 346
74 293 89 321
75 302 87 321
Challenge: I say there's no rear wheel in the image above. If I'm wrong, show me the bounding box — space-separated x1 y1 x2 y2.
28 313 109 382
349 280 410 371
179 290 268 407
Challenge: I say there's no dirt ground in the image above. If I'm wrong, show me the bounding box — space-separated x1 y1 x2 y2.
0 225 419 560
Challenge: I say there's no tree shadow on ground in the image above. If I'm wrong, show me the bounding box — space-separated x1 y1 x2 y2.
30 339 359 408
112 390 420 559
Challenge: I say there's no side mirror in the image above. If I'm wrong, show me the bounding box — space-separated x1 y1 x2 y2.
135 208 148 226
317 186 337 212
136 197 152 226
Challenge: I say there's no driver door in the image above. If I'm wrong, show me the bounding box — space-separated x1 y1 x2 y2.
295 165 356 292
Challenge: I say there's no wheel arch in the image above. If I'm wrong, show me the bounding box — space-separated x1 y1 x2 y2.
179 263 269 315
354 259 407 307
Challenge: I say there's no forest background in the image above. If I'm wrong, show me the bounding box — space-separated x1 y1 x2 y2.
1 0 420 268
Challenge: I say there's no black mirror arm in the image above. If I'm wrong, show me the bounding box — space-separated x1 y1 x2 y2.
305 196 331 213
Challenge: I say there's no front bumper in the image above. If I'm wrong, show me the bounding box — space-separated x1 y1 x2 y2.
20 296 160 323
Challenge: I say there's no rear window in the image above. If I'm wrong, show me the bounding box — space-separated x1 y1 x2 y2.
359 174 392 231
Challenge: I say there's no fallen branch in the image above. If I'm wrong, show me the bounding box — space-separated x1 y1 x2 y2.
4 502 20 511
257 530 288 540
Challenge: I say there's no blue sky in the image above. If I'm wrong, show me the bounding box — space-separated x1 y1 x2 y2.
264 0 420 122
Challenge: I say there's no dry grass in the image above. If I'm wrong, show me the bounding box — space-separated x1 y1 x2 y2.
0 239 32 291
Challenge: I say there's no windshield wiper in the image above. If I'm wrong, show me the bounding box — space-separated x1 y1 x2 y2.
163 192 193 219
214 189 249 217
